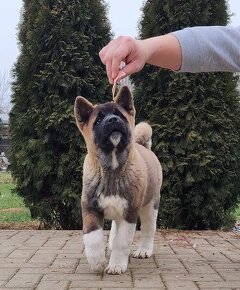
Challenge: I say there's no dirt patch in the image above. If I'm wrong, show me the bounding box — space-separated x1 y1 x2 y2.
0 221 40 230
0 208 24 213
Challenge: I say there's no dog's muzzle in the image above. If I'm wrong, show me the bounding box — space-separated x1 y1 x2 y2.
94 114 129 154
104 114 123 147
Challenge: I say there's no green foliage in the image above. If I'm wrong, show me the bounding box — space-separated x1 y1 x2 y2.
133 0 240 229
10 0 111 229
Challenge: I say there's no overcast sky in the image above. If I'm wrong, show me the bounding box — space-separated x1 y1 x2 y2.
0 0 240 82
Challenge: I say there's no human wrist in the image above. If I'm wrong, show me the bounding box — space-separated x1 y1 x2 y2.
140 38 158 63
142 34 182 71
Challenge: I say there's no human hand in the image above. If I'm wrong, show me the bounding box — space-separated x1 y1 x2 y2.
99 36 150 84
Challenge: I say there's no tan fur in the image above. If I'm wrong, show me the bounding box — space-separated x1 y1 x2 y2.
136 143 162 208
134 122 153 149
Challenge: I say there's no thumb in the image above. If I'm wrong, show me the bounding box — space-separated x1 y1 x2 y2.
120 60 145 78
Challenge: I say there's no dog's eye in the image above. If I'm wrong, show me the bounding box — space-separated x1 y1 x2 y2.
96 117 102 124
95 113 104 125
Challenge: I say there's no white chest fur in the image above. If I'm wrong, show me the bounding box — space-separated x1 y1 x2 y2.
99 195 128 220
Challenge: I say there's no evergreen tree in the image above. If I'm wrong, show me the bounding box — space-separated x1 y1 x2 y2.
0 118 2 142
10 0 111 229
133 0 240 229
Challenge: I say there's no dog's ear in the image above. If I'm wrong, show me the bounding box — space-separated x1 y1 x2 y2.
74 96 94 129
114 86 135 116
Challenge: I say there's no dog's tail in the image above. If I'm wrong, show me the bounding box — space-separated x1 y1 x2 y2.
134 122 152 150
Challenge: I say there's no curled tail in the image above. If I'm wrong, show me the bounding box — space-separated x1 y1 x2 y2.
134 122 152 150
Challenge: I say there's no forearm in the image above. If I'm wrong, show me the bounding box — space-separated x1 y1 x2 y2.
144 26 240 73
174 26 240 73
142 34 182 71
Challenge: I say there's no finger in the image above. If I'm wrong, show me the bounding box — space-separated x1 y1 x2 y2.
99 42 112 64
111 52 123 81
99 48 107 65
106 59 113 84
120 60 144 78
111 43 133 80
114 70 126 82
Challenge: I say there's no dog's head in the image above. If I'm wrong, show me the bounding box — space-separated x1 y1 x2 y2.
74 86 135 168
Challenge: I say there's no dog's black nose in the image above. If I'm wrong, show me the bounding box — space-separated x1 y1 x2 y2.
105 115 119 124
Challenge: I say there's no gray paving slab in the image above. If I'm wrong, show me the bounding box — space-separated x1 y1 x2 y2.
0 230 239 289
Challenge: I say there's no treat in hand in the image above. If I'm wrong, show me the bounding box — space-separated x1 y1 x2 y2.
112 71 126 99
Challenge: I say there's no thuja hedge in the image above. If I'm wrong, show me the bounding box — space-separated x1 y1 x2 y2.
133 0 240 229
10 0 111 229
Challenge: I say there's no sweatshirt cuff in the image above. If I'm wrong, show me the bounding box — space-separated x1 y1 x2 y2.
171 28 200 73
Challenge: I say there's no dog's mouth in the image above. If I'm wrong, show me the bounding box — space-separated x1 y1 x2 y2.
109 130 122 147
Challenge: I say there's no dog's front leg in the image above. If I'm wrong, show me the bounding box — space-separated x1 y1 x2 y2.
82 209 105 272
105 220 136 274
108 220 117 251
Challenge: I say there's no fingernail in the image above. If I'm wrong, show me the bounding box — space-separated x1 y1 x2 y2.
119 71 126 78
115 71 126 83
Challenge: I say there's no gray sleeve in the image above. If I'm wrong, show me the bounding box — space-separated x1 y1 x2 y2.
172 26 240 73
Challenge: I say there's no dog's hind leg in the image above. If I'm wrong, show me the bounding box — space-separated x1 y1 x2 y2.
105 220 136 274
108 220 117 251
132 201 158 258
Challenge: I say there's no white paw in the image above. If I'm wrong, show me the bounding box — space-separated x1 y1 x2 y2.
132 249 152 259
86 251 106 273
105 263 127 275
90 257 106 273
83 229 106 273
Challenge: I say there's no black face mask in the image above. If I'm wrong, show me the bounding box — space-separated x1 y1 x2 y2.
93 104 130 154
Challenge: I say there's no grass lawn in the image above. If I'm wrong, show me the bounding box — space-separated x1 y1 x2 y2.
0 172 32 223
0 172 239 228
234 203 240 224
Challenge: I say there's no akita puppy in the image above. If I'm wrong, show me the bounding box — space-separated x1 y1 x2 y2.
74 86 162 274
